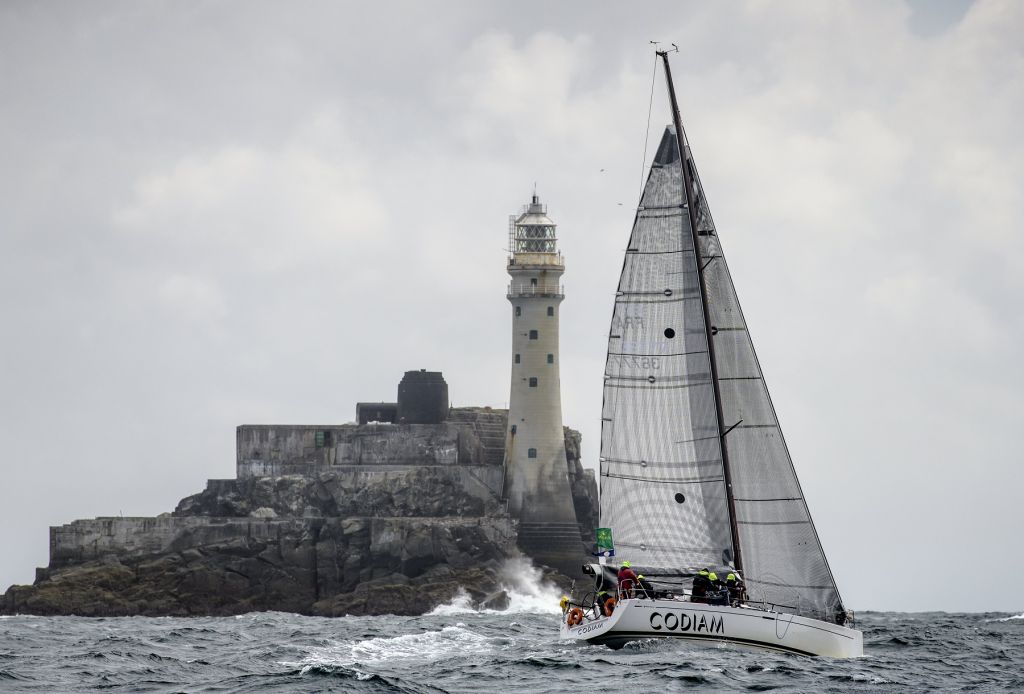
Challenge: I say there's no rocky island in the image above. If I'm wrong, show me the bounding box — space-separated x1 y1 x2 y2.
1 371 598 617
4 198 602 618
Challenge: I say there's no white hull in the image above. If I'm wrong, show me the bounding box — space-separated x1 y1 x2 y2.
560 598 863 658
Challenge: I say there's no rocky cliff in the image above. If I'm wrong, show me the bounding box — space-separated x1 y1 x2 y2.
564 426 599 547
1 412 597 617
2 516 515 617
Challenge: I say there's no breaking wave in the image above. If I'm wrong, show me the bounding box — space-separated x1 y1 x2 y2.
291 624 496 684
425 589 476 616
306 625 491 667
998 613 1024 621
427 556 562 615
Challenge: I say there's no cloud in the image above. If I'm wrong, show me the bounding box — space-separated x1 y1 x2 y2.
112 112 389 275
864 268 999 353
157 274 227 325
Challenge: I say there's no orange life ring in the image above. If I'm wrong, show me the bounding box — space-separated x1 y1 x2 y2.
567 607 584 626
602 597 616 617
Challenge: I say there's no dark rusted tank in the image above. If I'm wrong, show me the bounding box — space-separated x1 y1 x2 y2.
397 370 448 424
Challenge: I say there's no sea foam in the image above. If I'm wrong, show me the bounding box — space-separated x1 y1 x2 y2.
296 623 493 676
427 555 562 615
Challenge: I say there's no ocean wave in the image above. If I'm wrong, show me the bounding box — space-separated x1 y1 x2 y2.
2 612 1024 691
294 663 431 693
294 624 494 673
497 556 563 614
426 588 477 616
427 556 563 615
348 625 492 664
300 662 378 679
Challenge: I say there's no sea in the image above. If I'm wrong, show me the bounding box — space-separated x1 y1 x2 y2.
2 564 1021 693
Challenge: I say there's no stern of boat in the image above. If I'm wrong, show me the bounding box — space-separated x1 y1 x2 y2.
559 599 629 645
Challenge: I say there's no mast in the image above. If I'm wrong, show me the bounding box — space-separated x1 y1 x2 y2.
658 50 743 574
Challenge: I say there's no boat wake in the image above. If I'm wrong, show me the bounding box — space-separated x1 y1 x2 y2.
427 556 562 616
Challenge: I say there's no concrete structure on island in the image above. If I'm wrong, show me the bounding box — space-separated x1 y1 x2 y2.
504 194 586 572
356 369 448 425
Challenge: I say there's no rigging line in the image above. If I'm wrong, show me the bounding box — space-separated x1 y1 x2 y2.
638 52 659 200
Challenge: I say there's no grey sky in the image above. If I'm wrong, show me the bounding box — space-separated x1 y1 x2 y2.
2 0 1020 613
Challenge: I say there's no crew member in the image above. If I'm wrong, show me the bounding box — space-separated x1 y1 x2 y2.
593 567 616 616
636 573 655 599
725 573 745 606
707 571 729 606
691 568 713 603
617 561 638 599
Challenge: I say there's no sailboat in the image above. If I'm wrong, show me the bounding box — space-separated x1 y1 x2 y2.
559 51 863 658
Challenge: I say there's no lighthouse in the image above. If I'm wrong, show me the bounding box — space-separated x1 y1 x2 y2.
504 193 584 571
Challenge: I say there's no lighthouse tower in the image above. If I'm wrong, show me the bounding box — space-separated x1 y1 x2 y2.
504 193 584 571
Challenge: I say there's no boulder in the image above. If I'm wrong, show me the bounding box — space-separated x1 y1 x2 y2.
479 589 510 611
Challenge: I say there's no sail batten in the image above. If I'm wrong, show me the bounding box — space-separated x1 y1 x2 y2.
607 476 725 486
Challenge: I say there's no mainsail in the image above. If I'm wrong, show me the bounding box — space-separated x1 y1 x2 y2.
600 128 734 573
600 56 846 624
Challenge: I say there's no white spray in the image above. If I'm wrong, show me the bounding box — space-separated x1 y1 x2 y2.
427 555 563 615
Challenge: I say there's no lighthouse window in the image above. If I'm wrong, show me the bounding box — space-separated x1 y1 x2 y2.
529 377 538 387
528 448 537 458
547 306 554 316
529 330 538 340
547 354 554 364
515 306 521 317
515 354 520 364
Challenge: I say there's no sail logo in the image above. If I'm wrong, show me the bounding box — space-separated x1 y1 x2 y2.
611 314 645 332
649 611 724 634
